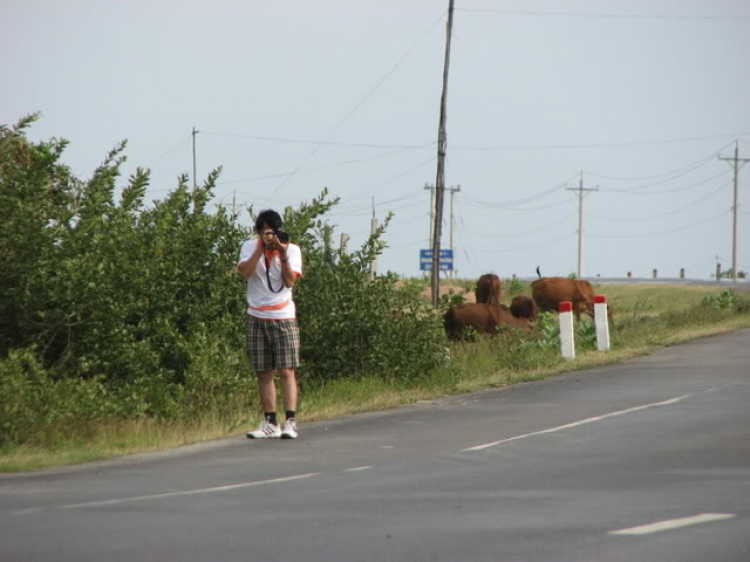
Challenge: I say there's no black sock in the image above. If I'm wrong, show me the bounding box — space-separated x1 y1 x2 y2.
285 410 296 421
265 412 277 425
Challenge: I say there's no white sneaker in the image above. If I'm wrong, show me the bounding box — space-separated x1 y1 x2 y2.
246 419 281 439
281 419 299 439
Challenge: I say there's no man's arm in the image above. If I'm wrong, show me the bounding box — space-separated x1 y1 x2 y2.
280 248 298 288
238 240 263 280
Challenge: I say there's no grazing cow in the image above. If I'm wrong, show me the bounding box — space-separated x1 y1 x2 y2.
510 295 540 321
475 273 502 305
531 276 596 319
444 303 530 340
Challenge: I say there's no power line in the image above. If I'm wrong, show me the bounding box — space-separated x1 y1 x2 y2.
449 132 750 152
588 209 730 239
584 142 734 181
460 196 573 212
216 143 434 186
200 131 750 153
265 11 446 202
459 171 580 209
466 231 577 254
338 156 436 205
456 7 750 21
604 169 732 194
460 209 579 238
202 131 435 151
591 180 732 222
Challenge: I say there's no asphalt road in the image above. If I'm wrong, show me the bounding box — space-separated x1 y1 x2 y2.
1 329 749 561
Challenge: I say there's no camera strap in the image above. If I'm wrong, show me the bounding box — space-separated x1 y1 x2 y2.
264 254 285 294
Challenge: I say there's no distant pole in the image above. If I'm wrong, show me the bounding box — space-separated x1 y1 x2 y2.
449 185 461 279
431 0 455 308
191 126 199 195
369 198 378 281
719 142 749 282
340 233 350 254
566 172 598 278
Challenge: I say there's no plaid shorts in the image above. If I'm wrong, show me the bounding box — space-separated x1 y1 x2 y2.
245 315 301 372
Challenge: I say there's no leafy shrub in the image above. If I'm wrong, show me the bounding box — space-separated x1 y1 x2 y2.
505 277 526 295
0 349 117 446
289 206 447 383
536 311 560 348
502 339 561 372
702 290 740 310
576 319 598 350
439 289 468 310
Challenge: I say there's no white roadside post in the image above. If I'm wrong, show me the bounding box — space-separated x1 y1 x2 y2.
594 294 610 351
559 301 575 359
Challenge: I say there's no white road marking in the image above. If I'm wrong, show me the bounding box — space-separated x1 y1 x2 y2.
609 513 735 536
379 445 395 449
461 394 692 452
58 472 319 510
344 466 372 472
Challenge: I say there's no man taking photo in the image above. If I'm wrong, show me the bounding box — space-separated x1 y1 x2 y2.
238 209 303 439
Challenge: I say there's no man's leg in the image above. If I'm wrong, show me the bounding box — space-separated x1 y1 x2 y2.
257 370 277 414
246 370 282 439
278 368 298 413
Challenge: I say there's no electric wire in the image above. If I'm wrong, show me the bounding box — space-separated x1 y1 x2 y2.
338 156 437 205
456 7 750 21
588 209 730 239
460 208 579 238
466 231 577 254
264 11 447 201
604 169 732 194
216 143 435 186
458 171 580 209
202 131 434 151
584 141 734 181
591 180 732 222
450 132 750 152
460 195 573 212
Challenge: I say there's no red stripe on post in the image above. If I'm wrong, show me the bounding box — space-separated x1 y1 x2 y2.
594 295 607 304
559 301 573 313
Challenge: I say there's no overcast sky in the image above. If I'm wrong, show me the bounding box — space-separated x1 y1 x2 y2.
3 0 750 280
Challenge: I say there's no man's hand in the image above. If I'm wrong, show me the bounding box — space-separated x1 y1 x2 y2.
265 235 288 253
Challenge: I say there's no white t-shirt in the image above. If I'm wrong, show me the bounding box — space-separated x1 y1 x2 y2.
238 240 303 320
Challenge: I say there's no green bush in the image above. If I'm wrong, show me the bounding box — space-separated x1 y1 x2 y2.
0 349 116 447
702 290 739 309
288 204 447 383
505 277 526 295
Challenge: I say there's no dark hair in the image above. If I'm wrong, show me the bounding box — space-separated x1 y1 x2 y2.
255 209 283 233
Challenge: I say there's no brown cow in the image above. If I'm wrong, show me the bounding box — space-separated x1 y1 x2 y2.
444 303 530 340
510 295 540 321
531 276 596 319
475 273 502 304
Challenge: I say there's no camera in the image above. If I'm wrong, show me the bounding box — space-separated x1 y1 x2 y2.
275 230 290 244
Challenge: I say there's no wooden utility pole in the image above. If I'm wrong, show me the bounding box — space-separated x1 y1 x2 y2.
431 0 455 308
566 172 598 278
719 142 749 282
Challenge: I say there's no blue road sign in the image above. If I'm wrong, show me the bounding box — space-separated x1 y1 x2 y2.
420 249 453 271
